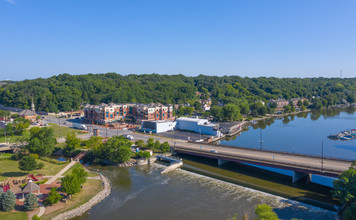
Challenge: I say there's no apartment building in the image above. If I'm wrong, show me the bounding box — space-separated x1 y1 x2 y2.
84 103 174 124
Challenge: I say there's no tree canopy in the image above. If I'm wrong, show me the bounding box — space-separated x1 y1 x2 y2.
333 161 356 219
1 73 355 115
26 127 56 156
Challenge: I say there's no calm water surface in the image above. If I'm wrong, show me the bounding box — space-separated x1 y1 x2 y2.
220 108 356 160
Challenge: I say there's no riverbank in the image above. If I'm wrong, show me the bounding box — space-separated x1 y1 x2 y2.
49 174 111 220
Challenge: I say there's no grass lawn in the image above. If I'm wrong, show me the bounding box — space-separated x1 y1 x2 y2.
0 211 27 220
49 124 86 138
42 179 103 220
0 130 30 143
0 159 68 182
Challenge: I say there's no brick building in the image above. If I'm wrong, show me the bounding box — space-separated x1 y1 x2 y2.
84 103 174 124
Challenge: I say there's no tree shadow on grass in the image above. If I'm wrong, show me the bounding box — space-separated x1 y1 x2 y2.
1 171 27 178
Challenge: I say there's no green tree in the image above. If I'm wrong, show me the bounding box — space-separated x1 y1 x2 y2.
255 204 279 220
147 138 155 149
154 140 161 149
72 166 88 185
44 187 62 206
210 106 223 121
61 175 81 196
257 106 268 116
64 133 81 156
283 105 291 113
99 136 132 163
136 151 151 159
19 155 38 173
85 136 103 155
24 193 38 210
223 103 241 121
27 127 56 156
333 161 356 219
135 139 145 148
0 190 16 211
160 142 170 153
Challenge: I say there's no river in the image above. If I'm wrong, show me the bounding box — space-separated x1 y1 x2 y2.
74 108 356 220
75 163 336 220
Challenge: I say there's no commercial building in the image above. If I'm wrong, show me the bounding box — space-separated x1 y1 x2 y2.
84 103 174 124
141 120 177 133
175 117 221 136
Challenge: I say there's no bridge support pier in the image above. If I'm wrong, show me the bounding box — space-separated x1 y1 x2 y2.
218 159 229 166
292 171 312 183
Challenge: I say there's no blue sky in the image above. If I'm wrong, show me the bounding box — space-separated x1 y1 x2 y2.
1 0 355 80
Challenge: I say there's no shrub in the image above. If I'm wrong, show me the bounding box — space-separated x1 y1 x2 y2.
37 162 44 169
32 215 41 220
24 193 38 210
30 153 39 159
11 152 24 161
19 156 38 172
0 190 16 211
160 142 170 153
0 153 12 160
44 187 62 206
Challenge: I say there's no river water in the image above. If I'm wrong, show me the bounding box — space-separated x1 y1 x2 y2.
75 108 356 220
76 164 336 220
220 107 356 160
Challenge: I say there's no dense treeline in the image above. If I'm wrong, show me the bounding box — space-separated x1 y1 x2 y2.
0 73 355 112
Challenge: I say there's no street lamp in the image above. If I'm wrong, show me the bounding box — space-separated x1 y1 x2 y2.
321 139 325 172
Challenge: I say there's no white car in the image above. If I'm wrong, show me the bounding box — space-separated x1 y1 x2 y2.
209 150 218 153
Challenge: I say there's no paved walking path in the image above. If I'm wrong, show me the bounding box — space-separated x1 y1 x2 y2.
37 202 46 217
45 161 77 184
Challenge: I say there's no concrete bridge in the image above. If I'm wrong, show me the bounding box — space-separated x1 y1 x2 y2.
173 142 353 183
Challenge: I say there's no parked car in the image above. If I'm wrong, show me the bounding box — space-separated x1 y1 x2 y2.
209 150 218 153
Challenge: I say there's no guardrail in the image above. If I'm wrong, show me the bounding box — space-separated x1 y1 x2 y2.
173 146 346 177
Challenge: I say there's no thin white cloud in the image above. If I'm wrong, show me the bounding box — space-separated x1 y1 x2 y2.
4 0 15 4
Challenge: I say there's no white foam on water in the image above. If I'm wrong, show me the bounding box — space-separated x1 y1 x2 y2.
168 166 337 219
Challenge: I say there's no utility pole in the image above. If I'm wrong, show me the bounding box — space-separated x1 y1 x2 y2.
321 140 324 172
59 117 62 137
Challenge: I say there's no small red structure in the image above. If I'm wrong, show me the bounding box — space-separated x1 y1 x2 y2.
28 174 38 181
2 185 10 192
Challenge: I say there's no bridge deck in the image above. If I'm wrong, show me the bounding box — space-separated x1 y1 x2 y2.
173 142 352 177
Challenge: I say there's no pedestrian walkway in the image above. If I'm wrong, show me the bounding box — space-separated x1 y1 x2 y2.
37 202 46 217
45 161 76 184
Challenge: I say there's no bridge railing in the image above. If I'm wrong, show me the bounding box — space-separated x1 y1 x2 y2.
173 146 346 175
184 142 354 162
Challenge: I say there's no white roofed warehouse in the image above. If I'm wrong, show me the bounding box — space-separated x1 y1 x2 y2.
176 117 221 137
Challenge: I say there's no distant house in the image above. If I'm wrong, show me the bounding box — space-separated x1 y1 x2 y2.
18 109 37 121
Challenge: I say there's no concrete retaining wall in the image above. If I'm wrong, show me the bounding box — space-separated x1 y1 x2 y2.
52 174 111 220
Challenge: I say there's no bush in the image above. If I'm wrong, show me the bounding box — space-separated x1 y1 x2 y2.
24 193 38 210
32 215 41 220
37 162 44 169
30 153 39 159
160 142 170 153
11 152 24 161
0 153 12 160
0 190 16 211
44 187 62 206
19 156 38 172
